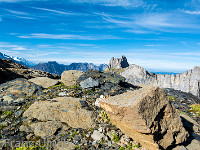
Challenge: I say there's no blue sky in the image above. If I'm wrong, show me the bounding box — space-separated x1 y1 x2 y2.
0 0 200 72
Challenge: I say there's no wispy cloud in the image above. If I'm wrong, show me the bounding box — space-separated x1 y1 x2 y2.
99 12 200 33
184 10 200 15
32 7 73 15
72 0 145 8
0 42 28 50
4 9 35 19
5 9 29 15
18 33 121 40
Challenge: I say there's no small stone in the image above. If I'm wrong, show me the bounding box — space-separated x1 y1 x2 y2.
80 77 99 89
98 127 104 133
107 141 112 147
26 134 34 140
91 130 105 141
15 110 23 118
58 92 67 97
3 96 13 104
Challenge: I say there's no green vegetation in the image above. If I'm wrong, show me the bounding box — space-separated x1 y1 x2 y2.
75 145 81 150
72 129 79 135
179 111 190 116
48 82 66 89
3 111 12 116
104 67 125 75
0 124 6 130
133 144 140 148
68 85 80 89
188 104 200 117
101 110 110 123
112 133 120 143
83 89 95 95
100 139 105 144
168 96 177 101
15 145 46 150
119 143 140 150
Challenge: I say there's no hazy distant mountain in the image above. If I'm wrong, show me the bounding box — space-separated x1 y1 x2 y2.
0 52 35 67
31 61 108 75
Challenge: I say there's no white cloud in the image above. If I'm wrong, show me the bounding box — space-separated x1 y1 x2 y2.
72 0 145 8
18 33 121 40
0 42 28 50
6 9 29 15
11 46 27 50
100 12 200 33
184 10 200 15
32 7 73 15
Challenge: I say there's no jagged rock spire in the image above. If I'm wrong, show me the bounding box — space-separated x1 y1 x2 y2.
105 55 129 70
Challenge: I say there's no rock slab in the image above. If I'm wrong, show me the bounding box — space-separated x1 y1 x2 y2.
29 77 60 88
0 78 43 102
99 86 189 150
61 70 83 86
23 97 95 138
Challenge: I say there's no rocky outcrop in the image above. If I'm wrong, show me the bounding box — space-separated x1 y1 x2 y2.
0 78 43 104
31 61 108 75
76 70 133 96
61 70 84 86
121 64 200 98
99 86 189 150
0 59 60 84
105 55 129 71
23 97 95 138
28 77 60 88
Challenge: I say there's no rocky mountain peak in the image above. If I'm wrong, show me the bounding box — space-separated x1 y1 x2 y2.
105 55 129 70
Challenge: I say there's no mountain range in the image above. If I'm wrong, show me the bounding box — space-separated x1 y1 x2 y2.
0 52 35 67
31 61 108 75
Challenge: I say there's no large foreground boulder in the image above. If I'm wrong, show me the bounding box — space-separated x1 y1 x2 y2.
23 97 95 138
61 70 84 86
28 77 60 88
0 78 43 104
99 86 189 150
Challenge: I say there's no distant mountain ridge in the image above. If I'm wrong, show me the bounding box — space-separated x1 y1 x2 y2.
31 61 108 75
0 52 35 67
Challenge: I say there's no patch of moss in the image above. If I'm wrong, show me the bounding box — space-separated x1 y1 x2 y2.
168 96 177 101
179 111 190 116
3 111 12 116
188 104 200 117
120 143 140 150
48 82 66 89
112 133 120 143
68 85 80 89
101 110 112 124
75 145 81 150
15 145 46 150
104 67 125 75
0 124 6 130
